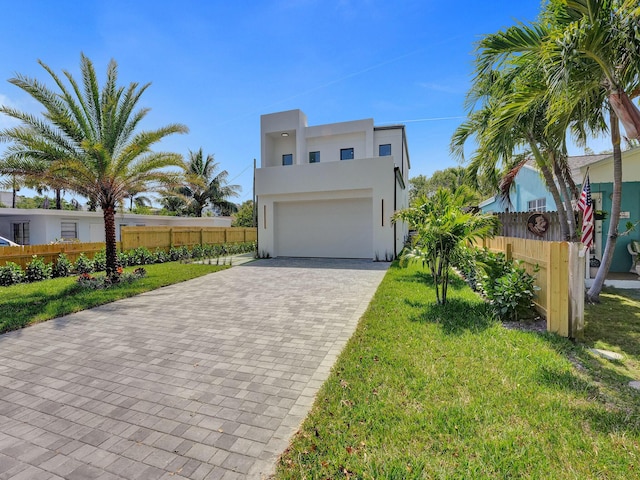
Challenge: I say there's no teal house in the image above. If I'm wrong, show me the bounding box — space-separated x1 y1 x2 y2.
479 150 640 273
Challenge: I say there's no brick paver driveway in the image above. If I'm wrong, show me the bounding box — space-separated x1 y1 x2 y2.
0 258 388 479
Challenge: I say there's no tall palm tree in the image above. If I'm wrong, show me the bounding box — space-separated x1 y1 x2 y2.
0 54 188 278
475 0 640 301
182 148 240 217
0 174 22 208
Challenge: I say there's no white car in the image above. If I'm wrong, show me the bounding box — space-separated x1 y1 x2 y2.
0 235 19 247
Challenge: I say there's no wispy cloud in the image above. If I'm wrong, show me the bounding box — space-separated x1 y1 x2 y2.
417 81 463 95
0 93 21 129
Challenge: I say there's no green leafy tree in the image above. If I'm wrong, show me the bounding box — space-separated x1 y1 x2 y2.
393 187 499 305
0 54 188 279
232 200 256 227
182 148 240 217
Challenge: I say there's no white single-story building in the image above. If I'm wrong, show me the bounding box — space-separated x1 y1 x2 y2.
0 207 232 245
255 109 410 259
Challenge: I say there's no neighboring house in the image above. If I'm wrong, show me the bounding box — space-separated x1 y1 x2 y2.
0 208 232 245
255 109 410 259
572 147 640 273
478 150 640 273
0 191 14 208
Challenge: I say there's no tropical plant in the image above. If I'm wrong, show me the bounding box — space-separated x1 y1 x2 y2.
180 148 240 217
393 187 499 305
0 262 24 286
25 256 52 282
52 253 72 278
0 54 188 280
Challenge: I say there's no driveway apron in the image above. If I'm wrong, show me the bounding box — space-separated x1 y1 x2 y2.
0 258 388 479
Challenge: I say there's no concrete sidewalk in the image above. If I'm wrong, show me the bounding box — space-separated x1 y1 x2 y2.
0 258 388 479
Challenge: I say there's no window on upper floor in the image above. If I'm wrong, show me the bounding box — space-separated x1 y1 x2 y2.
527 198 546 212
309 151 320 163
379 144 391 156
340 148 354 160
282 154 293 166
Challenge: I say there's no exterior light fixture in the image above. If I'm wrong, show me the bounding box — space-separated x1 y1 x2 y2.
281 132 289 137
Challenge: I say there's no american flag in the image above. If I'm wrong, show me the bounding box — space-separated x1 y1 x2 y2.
577 175 594 250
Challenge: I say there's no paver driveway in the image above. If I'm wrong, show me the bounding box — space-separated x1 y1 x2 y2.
0 258 388 479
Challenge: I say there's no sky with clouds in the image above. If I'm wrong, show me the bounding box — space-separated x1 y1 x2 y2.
0 0 611 205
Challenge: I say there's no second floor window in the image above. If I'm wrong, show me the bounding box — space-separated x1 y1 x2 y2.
340 148 354 160
282 154 293 166
379 144 391 156
309 151 320 163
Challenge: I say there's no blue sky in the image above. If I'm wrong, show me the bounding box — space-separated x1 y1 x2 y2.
0 0 610 205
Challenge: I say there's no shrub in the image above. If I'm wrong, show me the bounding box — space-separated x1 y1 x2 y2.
169 246 190 261
25 256 52 282
75 253 94 274
117 251 130 268
481 264 538 321
128 247 154 265
92 250 107 272
191 244 205 260
153 248 170 263
52 253 72 278
0 262 24 286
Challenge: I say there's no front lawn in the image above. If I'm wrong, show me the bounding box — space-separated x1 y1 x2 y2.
0 262 227 334
275 263 640 479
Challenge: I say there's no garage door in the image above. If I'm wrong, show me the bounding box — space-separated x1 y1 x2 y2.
274 198 372 258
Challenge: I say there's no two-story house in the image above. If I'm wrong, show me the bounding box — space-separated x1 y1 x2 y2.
255 109 410 259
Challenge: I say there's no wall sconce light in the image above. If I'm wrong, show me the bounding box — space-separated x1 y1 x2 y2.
281 132 289 137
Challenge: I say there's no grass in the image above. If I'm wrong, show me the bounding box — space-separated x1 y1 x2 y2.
0 262 227 334
275 263 640 479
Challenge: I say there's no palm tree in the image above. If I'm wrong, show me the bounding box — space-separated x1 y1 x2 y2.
0 174 22 208
393 187 499 305
474 0 640 301
0 54 188 278
182 148 240 217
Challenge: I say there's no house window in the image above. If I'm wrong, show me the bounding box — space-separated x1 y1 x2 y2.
527 198 546 212
282 154 293 166
340 148 354 160
12 222 29 245
61 221 78 240
309 151 320 163
379 144 391 156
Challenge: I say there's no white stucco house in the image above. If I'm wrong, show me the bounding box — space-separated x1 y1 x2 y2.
255 109 410 259
0 207 232 245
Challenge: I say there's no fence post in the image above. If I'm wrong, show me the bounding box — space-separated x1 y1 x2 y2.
200 228 203 246
169 228 174 248
547 242 570 337
505 242 513 262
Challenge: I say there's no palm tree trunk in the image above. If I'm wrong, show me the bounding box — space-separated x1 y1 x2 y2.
552 155 578 240
103 204 118 279
12 187 16 208
588 108 623 302
529 138 570 239
55 189 62 209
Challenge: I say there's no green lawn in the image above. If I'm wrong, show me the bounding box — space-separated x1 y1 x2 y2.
275 263 640 479
0 262 227 334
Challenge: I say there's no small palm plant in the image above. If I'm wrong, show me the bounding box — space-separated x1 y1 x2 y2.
394 187 499 305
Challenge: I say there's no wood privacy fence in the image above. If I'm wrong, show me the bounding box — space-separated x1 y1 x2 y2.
494 211 564 241
475 236 584 339
120 226 257 252
0 242 111 270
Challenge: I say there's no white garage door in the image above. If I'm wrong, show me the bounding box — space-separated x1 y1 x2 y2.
274 198 372 258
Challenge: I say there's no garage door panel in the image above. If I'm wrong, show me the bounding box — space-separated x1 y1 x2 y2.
275 198 372 258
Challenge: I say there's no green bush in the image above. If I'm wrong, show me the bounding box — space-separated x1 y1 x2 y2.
454 248 538 322
25 256 52 283
128 247 154 265
52 253 72 278
75 253 94 274
92 250 107 272
153 248 170 263
0 262 24 286
117 251 130 268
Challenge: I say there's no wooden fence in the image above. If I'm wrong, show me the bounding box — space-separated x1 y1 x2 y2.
120 226 257 252
494 211 564 241
476 236 584 339
0 242 111 270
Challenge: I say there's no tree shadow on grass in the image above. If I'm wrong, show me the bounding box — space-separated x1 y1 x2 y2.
396 270 471 291
406 297 496 335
